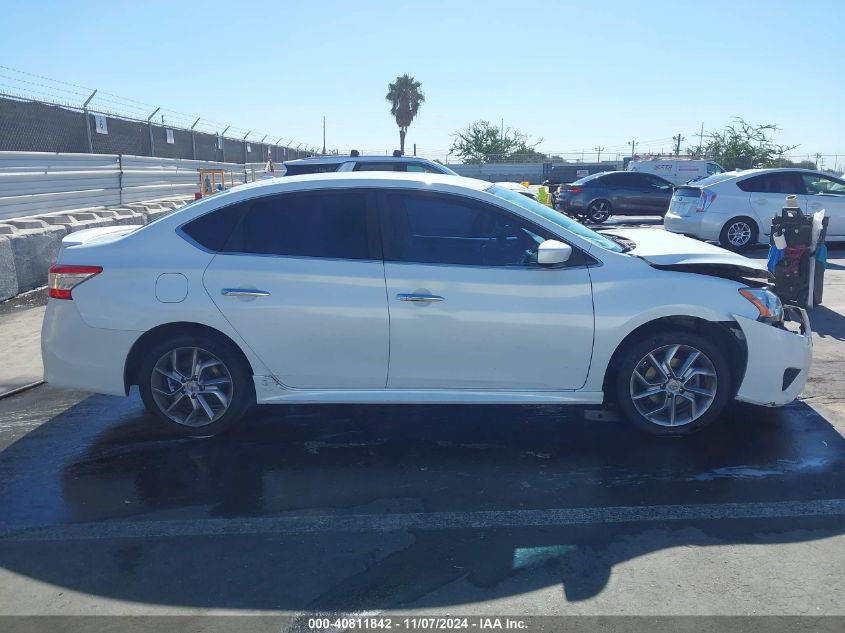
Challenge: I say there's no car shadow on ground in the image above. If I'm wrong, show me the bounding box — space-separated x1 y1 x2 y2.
0 393 844 610
810 306 845 341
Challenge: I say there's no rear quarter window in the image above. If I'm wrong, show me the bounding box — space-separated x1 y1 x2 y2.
180 203 247 251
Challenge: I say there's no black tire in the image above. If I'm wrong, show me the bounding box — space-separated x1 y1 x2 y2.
138 332 254 437
719 217 758 250
614 329 732 436
586 200 612 224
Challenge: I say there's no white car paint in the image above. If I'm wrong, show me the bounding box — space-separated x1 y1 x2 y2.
42 172 811 425
628 159 724 185
664 168 845 247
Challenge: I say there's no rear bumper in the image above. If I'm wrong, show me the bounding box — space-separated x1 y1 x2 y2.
41 300 141 396
733 310 812 407
664 211 723 241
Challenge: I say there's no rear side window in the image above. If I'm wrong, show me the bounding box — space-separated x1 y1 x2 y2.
737 173 804 194
283 163 341 175
353 161 405 172
601 173 637 186
180 203 247 251
224 191 372 259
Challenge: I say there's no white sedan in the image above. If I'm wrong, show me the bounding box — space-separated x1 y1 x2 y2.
42 172 812 437
664 168 845 249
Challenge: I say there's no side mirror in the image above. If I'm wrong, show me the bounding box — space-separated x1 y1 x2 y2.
537 239 572 266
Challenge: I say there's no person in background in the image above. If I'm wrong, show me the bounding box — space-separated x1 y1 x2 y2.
350 149 360 157
264 153 275 174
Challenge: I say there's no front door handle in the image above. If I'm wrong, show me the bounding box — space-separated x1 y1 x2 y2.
221 288 271 297
396 293 444 302
756 198 768 204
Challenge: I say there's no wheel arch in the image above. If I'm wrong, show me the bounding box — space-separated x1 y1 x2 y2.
124 321 257 394
601 315 747 405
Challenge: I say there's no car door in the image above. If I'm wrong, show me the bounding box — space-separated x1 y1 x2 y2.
201 190 389 389
639 174 674 214
800 172 845 238
379 189 595 390
742 172 806 233
604 173 643 214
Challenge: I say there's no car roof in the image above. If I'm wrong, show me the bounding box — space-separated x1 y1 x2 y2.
284 155 442 166
229 170 492 194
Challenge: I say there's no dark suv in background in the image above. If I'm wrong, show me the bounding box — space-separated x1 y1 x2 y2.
555 171 674 223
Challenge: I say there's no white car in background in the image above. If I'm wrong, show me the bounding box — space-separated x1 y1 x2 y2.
628 159 724 185
42 173 811 438
664 168 845 249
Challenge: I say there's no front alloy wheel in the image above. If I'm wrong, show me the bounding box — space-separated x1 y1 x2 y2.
629 344 717 427
616 330 731 435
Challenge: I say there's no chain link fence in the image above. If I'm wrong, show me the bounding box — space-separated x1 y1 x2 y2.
0 94 313 164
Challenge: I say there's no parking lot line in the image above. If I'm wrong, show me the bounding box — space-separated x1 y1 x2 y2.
4 498 845 543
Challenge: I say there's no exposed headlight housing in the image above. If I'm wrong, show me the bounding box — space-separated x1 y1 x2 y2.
739 288 784 323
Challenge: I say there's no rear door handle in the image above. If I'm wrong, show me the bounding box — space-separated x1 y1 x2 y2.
221 288 271 297
396 293 444 302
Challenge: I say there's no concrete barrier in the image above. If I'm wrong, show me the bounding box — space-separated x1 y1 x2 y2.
0 196 192 301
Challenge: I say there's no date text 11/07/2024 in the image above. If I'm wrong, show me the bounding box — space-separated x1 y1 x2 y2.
307 617 529 630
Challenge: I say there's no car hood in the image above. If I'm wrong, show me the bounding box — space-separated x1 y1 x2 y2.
602 228 770 281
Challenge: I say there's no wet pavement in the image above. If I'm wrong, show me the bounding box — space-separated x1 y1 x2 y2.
1 386 845 618
0 237 844 623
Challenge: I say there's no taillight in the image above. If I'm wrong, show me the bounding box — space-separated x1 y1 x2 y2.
695 188 717 213
567 186 581 194
48 265 102 300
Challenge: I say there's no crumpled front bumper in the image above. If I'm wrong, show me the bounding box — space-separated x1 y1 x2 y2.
733 307 812 407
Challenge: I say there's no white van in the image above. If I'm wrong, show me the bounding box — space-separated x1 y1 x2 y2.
628 159 724 185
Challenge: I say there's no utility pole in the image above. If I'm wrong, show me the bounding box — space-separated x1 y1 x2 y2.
322 116 326 155
594 146 605 163
673 133 684 157
697 122 704 157
815 152 823 170
629 139 637 158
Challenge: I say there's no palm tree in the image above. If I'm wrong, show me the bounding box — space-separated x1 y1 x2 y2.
386 74 424 155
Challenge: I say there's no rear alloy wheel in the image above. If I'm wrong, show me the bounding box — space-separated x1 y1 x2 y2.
139 334 253 437
615 331 732 436
719 217 757 250
586 200 612 224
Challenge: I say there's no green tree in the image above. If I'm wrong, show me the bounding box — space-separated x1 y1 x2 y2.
697 118 797 170
450 120 543 163
385 74 425 155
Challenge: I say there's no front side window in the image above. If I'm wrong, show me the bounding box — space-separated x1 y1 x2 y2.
706 162 723 175
223 191 372 259
383 191 556 267
643 174 673 191
486 184 624 253
406 163 444 174
801 173 845 196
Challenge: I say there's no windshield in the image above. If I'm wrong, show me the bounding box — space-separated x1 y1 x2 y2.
486 184 624 253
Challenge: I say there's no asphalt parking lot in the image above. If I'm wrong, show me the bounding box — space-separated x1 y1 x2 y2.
1 222 844 628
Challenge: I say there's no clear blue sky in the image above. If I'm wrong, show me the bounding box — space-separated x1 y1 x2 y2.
1 0 843 165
